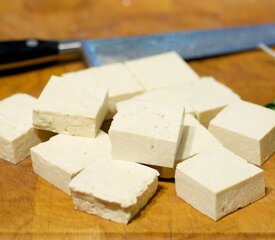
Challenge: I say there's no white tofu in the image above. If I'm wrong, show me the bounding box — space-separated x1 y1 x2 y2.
209 100 275 166
178 76 241 127
0 94 53 164
153 114 222 178
33 76 108 137
31 131 111 195
69 157 159 224
128 87 195 115
63 63 144 119
175 146 265 221
109 100 185 168
125 52 199 91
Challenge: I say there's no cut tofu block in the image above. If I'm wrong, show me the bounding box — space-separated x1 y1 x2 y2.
31 131 111 195
33 76 108 137
69 157 159 224
209 100 275 166
109 100 185 168
178 76 240 127
175 147 265 221
153 114 222 178
0 94 53 164
125 52 199 91
63 63 144 119
128 87 195 115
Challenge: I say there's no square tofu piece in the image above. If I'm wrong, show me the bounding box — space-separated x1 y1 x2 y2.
31 131 111 195
153 114 222 178
0 94 52 164
69 157 159 224
180 76 240 127
209 100 275 166
125 52 199 91
109 100 185 168
63 63 144 118
33 76 108 137
175 147 265 221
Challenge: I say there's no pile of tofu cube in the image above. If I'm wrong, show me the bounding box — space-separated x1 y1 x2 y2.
0 52 274 224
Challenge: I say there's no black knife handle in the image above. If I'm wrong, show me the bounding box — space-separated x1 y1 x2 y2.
0 39 59 72
0 39 58 64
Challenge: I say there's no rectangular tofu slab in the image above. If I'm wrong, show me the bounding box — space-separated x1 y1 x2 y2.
175 146 265 221
0 94 53 164
153 114 222 178
125 52 199 91
109 100 185 168
209 100 275 166
31 131 111 195
178 76 240 127
69 157 159 224
33 76 108 137
63 63 144 119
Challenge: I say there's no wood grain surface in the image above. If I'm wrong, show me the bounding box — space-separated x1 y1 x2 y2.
0 1 275 239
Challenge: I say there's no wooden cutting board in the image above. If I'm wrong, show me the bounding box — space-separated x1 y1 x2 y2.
0 1 275 239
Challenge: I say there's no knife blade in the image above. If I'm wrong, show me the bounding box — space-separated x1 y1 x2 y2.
0 24 274 73
83 24 275 66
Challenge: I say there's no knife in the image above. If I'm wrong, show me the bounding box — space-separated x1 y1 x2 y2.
1 24 275 72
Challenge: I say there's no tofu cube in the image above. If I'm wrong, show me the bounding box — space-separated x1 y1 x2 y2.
31 131 111 195
153 114 222 178
209 100 275 166
175 147 265 221
109 100 185 168
0 94 53 164
125 52 199 91
63 63 144 119
33 76 108 137
69 157 159 224
180 76 240 127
